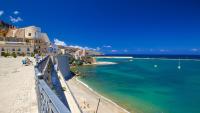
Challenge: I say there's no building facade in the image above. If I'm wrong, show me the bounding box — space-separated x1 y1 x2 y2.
0 25 50 56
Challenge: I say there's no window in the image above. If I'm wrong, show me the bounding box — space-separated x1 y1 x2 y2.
18 48 21 51
1 48 5 51
28 33 31 36
27 48 30 51
12 48 15 51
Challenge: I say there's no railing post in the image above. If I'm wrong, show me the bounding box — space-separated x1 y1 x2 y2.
34 56 71 113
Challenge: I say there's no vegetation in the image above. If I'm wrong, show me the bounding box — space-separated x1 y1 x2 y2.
81 56 96 64
12 52 17 58
70 66 80 75
74 60 84 66
1 52 5 56
69 55 75 64
2 52 10 57
34 49 39 54
31 53 34 57
62 87 66 91
68 55 96 76
7 53 10 57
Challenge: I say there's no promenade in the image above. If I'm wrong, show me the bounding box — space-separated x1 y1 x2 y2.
0 57 38 113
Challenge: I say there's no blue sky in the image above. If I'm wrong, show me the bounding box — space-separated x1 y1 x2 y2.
0 0 200 54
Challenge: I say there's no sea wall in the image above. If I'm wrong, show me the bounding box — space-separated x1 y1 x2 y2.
56 55 71 79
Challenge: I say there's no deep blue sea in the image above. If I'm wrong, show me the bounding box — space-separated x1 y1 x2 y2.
78 55 200 113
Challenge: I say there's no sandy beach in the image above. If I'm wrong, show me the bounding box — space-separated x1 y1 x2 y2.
67 77 130 113
95 56 133 59
0 57 38 113
92 61 117 65
84 61 117 66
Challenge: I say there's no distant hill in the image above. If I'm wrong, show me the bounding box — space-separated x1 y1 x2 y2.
85 50 102 56
57 45 102 56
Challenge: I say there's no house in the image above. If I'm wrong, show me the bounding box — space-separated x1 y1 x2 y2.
0 22 50 56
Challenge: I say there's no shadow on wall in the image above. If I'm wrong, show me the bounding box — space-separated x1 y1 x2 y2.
51 68 70 108
56 55 74 80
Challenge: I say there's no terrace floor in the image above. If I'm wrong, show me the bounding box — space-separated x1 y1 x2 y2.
0 57 38 113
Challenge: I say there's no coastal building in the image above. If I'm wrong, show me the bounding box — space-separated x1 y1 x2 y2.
0 41 34 56
57 45 79 56
85 50 102 56
56 45 101 60
74 49 86 60
0 22 50 56
48 43 59 55
0 20 15 37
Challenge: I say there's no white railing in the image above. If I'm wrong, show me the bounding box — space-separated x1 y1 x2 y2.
35 56 71 113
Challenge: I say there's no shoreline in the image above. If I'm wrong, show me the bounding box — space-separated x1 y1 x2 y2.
69 56 200 113
96 56 200 61
95 56 133 59
75 78 130 113
132 57 200 61
67 77 131 113
84 61 117 66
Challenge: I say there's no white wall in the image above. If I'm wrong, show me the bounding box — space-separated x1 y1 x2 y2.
24 26 41 39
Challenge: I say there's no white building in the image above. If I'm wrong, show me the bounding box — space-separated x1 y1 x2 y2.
74 49 86 60
0 26 50 56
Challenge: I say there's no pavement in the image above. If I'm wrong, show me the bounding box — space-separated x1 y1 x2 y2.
0 57 38 113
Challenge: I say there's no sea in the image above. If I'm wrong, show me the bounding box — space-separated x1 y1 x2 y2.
78 55 200 113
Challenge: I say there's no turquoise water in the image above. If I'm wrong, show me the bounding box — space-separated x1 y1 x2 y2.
78 58 200 113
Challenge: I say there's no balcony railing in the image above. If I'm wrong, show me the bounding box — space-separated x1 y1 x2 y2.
35 56 71 113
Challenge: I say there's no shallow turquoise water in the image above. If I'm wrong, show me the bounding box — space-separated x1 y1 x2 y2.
78 58 200 113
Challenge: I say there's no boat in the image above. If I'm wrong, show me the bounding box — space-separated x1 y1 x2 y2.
178 58 181 70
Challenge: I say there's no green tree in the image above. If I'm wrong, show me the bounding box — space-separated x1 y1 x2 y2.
1 52 5 56
31 53 34 57
12 52 17 58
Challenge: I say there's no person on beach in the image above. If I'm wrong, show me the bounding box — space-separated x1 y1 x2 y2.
35 54 40 63
22 58 33 66
22 59 26 65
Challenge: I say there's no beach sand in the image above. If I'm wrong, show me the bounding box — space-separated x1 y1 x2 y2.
83 61 117 66
67 77 130 113
0 57 38 113
92 61 117 65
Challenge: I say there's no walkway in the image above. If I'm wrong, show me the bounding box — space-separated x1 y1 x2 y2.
0 57 38 113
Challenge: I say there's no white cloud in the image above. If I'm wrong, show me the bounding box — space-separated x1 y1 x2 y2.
10 16 23 23
0 10 4 16
103 45 112 48
54 38 66 46
13 11 19 15
54 38 99 51
124 49 128 52
68 45 98 51
159 49 169 52
68 45 88 50
111 50 118 52
191 48 199 52
96 47 101 51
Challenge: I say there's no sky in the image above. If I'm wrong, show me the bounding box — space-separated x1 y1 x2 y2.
0 0 200 54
